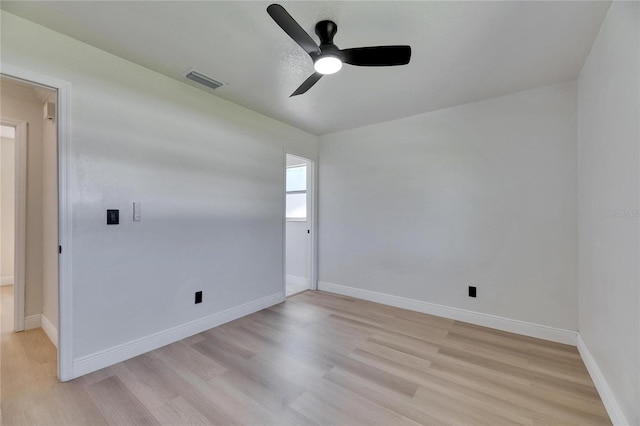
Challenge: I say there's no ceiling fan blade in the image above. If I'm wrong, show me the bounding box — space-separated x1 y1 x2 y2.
290 73 323 97
267 4 320 56
341 46 411 66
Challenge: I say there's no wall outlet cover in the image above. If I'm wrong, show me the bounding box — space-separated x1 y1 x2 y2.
107 209 119 225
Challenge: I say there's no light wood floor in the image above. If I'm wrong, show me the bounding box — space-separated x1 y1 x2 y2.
1 286 611 425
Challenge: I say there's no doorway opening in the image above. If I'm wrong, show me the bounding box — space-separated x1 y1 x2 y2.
0 75 59 356
285 154 314 297
1 65 72 381
1 120 22 334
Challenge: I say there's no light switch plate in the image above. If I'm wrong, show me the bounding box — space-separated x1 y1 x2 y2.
133 202 141 221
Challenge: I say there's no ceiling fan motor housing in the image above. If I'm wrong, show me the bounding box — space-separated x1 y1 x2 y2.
316 20 338 45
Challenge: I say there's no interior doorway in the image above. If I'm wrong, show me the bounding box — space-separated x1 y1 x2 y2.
285 154 314 297
0 76 58 346
0 121 21 333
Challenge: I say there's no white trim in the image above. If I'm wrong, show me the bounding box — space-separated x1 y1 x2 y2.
24 314 41 330
1 63 73 381
285 217 307 222
281 150 287 301
309 158 318 291
41 314 58 348
0 117 27 332
73 292 283 378
0 276 14 285
577 334 629 426
318 281 577 345
14 120 26 333
283 153 317 293
286 274 309 289
282 151 318 294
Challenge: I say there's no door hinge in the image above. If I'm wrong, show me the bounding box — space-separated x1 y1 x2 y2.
58 245 62 254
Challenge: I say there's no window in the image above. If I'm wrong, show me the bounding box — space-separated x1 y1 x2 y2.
286 164 307 220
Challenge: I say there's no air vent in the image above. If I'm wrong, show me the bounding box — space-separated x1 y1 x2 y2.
184 70 223 90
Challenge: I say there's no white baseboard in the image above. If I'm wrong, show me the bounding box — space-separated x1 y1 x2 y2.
24 314 41 330
577 334 629 426
318 281 577 346
286 274 309 288
73 292 284 378
41 314 58 348
1 275 14 285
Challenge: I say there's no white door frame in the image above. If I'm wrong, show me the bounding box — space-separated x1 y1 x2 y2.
0 118 27 332
1 64 73 381
283 153 318 297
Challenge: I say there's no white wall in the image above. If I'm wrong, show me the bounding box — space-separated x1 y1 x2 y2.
286 155 311 284
0 94 45 317
319 81 578 330
578 2 639 424
0 136 15 283
1 12 318 368
42 92 58 330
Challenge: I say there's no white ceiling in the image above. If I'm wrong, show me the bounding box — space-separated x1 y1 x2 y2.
1 1 610 135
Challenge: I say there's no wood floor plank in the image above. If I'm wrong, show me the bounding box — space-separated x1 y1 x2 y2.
357 339 434 374
191 336 254 370
306 378 423 426
215 367 304 414
348 348 434 388
417 367 536 425
27 382 110 426
251 350 328 389
418 371 535 424
202 375 282 425
151 340 227 382
289 390 365 426
413 384 519 426
530 382 610 418
85 375 160 425
328 353 420 398
367 331 441 359
150 396 211 426
117 353 191 410
323 367 449 425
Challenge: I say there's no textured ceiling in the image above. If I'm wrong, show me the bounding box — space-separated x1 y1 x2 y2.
1 1 610 135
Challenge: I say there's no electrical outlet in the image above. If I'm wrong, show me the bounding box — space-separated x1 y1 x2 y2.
468 286 477 298
195 291 203 304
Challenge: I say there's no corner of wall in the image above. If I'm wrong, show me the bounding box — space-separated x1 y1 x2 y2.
577 334 630 426
41 314 58 348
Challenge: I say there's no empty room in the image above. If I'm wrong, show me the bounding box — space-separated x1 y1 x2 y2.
0 1 638 425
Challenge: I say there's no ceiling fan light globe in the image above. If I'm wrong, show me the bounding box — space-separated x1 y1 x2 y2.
314 55 342 75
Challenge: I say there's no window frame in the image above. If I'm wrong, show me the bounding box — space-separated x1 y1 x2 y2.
285 164 307 221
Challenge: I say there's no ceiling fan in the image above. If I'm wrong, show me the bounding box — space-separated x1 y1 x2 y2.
267 4 412 97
